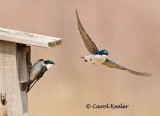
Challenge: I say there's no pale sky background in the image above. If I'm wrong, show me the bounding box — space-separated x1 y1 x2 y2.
0 0 159 116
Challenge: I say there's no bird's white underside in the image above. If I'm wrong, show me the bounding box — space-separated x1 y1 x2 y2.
46 64 54 69
84 54 108 64
30 61 53 81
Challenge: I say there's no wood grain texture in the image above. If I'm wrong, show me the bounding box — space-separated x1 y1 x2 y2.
17 44 30 116
0 41 23 116
0 27 62 48
17 45 30 83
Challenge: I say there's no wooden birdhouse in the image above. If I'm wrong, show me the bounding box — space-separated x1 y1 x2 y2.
0 27 62 116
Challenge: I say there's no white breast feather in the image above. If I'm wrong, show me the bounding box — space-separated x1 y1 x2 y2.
46 64 53 69
84 54 107 64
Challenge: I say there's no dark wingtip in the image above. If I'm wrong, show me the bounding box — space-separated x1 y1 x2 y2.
127 70 152 76
144 73 152 76
76 9 78 15
76 9 80 21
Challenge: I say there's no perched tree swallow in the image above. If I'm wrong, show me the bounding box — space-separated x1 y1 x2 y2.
76 10 151 76
22 59 55 92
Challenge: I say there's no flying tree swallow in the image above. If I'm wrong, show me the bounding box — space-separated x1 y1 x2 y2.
22 59 55 92
76 10 151 76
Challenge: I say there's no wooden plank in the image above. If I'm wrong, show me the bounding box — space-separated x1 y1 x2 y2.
0 41 23 116
17 45 30 83
20 91 28 116
17 44 31 116
0 41 7 116
0 27 62 48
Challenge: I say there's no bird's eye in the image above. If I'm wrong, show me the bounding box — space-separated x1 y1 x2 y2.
49 61 54 64
104 52 108 55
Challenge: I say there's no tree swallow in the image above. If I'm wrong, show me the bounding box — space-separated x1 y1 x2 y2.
76 10 151 76
22 59 55 92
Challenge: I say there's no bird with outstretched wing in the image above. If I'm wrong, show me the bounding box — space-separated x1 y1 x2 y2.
76 10 151 76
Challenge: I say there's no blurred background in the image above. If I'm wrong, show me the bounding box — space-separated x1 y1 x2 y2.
0 0 159 115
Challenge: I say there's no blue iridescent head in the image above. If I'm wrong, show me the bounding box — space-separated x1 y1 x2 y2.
98 50 109 55
44 60 55 65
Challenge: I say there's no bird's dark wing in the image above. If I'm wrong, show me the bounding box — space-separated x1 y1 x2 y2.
27 66 48 92
76 10 99 54
103 59 151 76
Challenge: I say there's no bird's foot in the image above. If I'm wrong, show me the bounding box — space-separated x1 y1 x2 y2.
81 57 88 62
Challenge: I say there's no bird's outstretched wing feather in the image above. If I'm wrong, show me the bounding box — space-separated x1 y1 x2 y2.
103 59 151 76
76 10 99 54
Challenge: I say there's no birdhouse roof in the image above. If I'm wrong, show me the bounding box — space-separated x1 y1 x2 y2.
0 27 62 48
